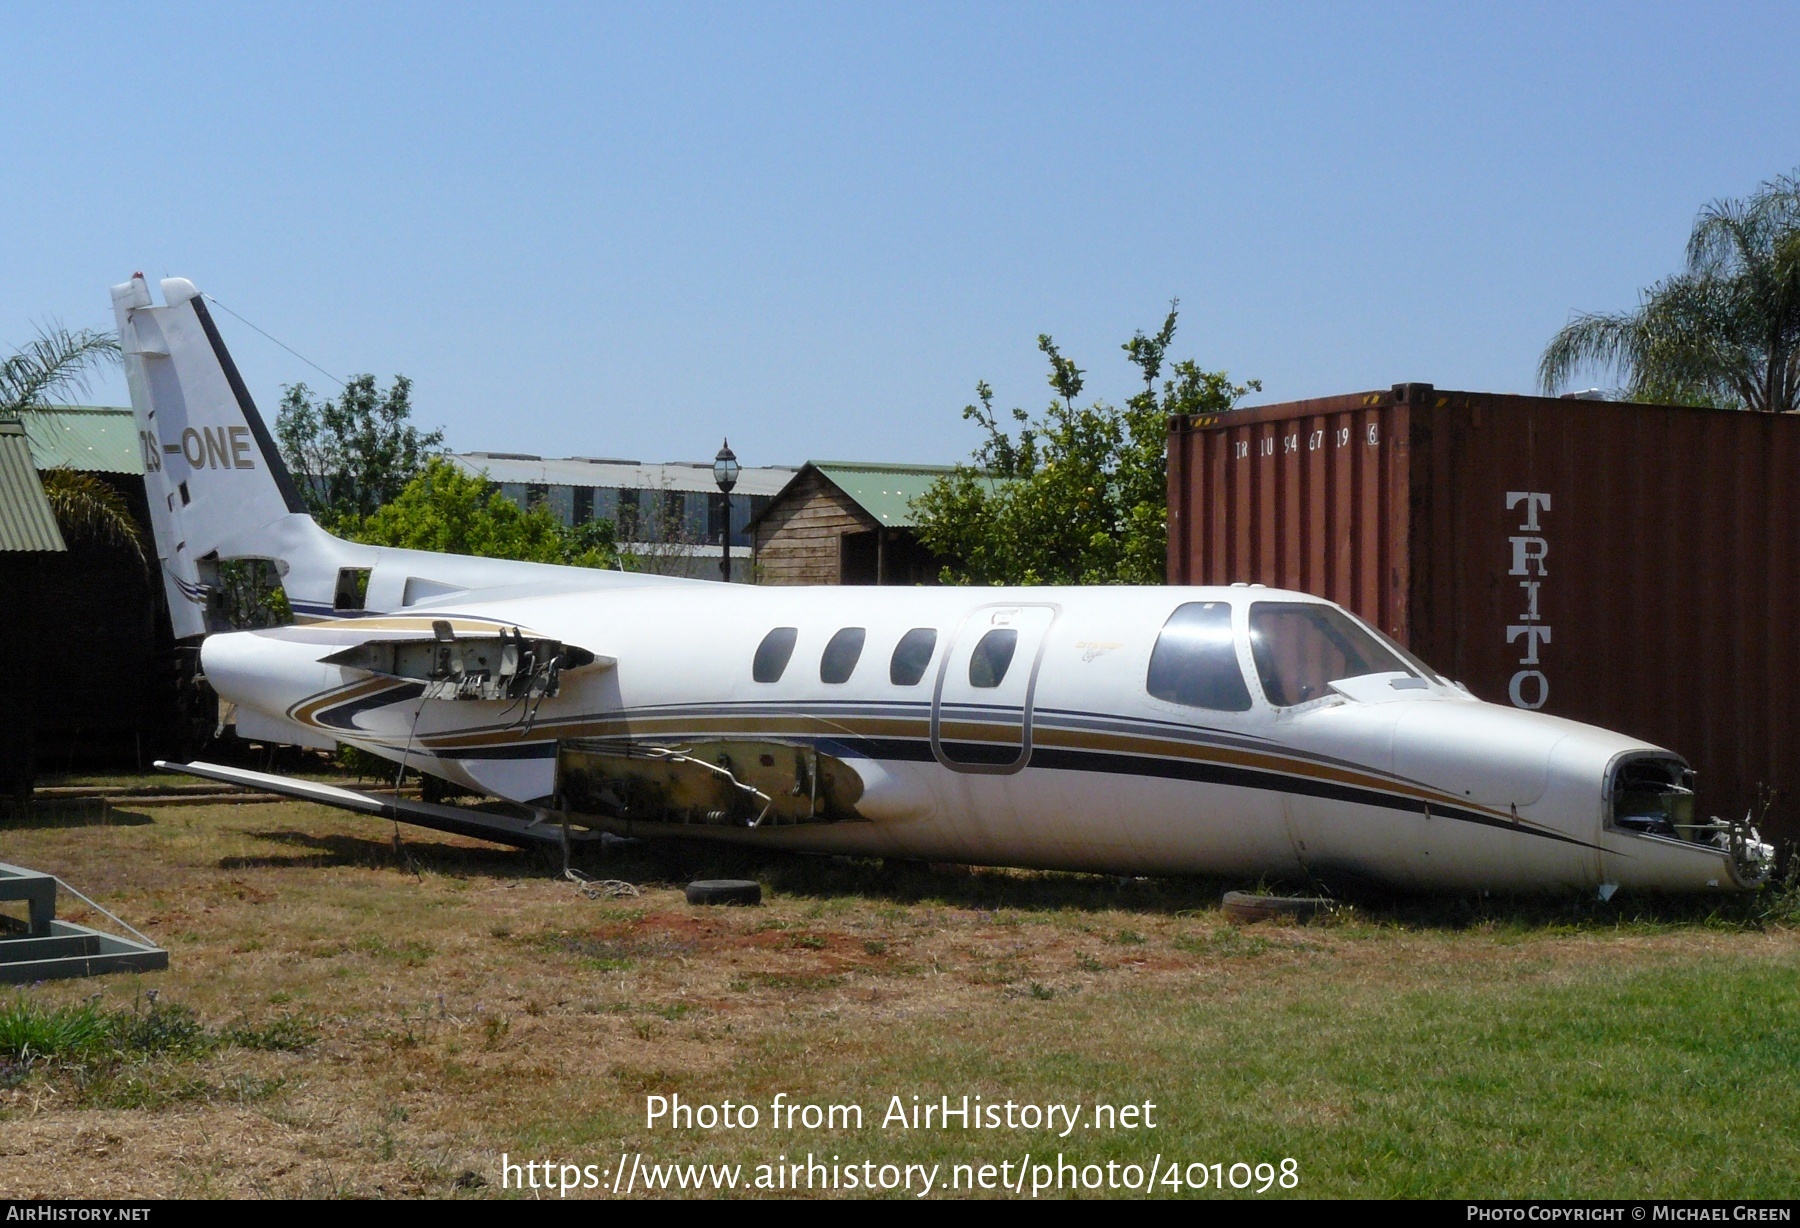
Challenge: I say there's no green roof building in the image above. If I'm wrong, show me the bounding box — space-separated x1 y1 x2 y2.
1 406 168 778
20 405 145 476
0 420 68 554
746 461 958 585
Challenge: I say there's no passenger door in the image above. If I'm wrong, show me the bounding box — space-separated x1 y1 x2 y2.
930 603 1059 774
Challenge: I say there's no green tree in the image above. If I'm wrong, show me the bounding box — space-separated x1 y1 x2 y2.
215 560 294 630
1540 171 1800 411
275 375 445 530
913 303 1258 585
351 457 620 568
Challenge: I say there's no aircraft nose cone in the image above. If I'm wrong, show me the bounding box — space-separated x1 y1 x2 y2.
1392 702 1568 809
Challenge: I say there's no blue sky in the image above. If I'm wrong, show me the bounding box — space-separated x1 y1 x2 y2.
4 3 1797 468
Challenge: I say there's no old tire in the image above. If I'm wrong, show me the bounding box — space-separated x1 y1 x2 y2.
686 879 762 906
1221 890 1333 925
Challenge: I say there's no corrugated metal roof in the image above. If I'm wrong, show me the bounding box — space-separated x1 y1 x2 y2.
451 453 795 496
811 462 959 527
0 421 67 552
20 405 143 475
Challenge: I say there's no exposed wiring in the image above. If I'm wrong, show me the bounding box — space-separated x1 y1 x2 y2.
518 657 560 733
635 744 774 824
499 650 561 734
393 697 427 796
566 871 641 900
557 806 639 898
388 702 428 878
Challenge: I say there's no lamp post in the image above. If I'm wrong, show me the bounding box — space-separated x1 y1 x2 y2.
713 438 739 583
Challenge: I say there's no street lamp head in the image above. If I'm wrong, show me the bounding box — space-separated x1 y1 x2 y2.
713 438 740 493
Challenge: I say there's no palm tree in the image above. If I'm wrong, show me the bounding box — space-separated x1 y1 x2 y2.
38 469 148 558
1539 172 1800 412
1 325 119 416
0 325 145 558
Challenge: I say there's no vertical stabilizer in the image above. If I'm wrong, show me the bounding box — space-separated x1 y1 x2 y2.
111 273 664 641
112 275 314 637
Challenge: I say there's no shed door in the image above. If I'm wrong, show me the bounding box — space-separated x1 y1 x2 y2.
930 603 1059 775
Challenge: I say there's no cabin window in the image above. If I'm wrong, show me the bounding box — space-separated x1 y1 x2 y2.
1146 602 1251 712
1248 601 1412 706
820 627 866 683
753 627 799 682
968 628 1019 688
890 628 938 686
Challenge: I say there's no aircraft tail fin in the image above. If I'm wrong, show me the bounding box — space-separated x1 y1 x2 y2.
112 272 666 639
111 274 353 636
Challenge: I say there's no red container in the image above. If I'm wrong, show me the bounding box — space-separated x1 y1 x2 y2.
1167 383 1800 846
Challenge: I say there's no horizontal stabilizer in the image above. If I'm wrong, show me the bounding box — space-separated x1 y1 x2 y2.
154 760 599 849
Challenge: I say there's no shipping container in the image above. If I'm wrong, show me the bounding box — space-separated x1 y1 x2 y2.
1167 383 1800 848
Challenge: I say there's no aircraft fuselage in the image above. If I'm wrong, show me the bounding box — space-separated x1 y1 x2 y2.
201 581 1761 893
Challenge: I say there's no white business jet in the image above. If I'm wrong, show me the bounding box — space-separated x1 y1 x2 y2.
112 274 1771 893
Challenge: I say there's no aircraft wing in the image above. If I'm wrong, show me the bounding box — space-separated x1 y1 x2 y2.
154 760 600 849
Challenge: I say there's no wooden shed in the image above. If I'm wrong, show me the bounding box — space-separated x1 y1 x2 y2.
747 462 952 585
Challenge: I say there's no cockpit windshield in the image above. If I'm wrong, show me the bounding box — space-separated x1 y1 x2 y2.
1365 625 1446 686
1248 601 1417 707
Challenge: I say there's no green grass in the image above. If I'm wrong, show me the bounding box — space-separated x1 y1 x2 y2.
0 995 316 1070
0 998 118 1063
0 993 315 1113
